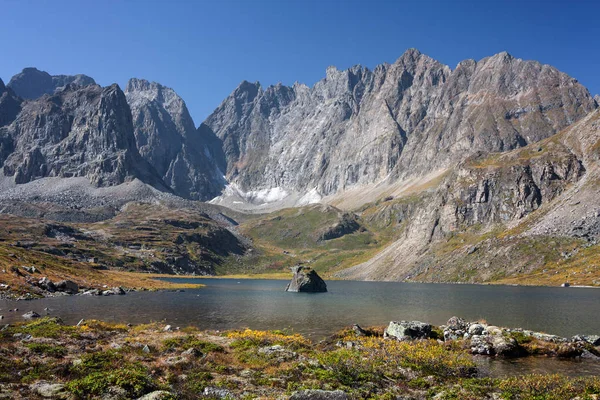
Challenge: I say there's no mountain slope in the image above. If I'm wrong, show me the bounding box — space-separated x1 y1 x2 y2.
336 109 600 283
0 83 165 188
205 50 596 208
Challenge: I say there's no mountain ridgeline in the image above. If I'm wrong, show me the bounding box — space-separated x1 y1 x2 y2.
1 50 600 284
1 51 596 205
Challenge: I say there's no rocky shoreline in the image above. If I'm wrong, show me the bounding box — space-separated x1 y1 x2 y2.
0 316 599 399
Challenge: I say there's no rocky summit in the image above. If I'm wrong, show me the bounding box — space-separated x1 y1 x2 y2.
125 78 225 200
7 67 95 100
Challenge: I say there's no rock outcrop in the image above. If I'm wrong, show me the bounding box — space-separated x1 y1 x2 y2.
0 83 165 188
204 49 596 204
285 266 327 292
7 67 95 99
384 320 432 340
125 78 225 200
0 78 22 127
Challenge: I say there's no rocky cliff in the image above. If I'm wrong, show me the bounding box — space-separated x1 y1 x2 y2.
8 67 95 99
0 78 21 127
125 78 225 200
0 83 164 188
205 50 596 206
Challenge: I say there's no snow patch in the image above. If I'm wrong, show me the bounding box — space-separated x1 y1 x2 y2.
209 183 290 205
297 188 322 206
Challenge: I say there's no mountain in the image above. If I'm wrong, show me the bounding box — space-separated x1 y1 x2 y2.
205 50 596 207
7 67 95 99
124 78 225 200
0 78 22 127
0 83 164 188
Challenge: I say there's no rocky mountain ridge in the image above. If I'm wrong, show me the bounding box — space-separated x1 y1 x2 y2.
8 67 95 100
205 49 597 208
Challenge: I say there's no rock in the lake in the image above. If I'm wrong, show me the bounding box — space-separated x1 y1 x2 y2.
384 320 431 340
22 311 41 319
111 287 126 295
55 280 79 295
285 265 327 292
290 389 348 400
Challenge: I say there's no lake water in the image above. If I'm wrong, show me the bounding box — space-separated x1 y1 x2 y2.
1 279 599 338
2 278 600 376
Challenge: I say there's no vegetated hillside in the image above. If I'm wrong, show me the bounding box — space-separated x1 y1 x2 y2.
0 202 249 297
335 109 600 286
218 204 388 276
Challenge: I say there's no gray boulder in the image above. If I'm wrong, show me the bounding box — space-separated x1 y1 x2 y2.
285 266 327 292
55 280 79 294
22 311 41 319
290 390 348 400
384 320 432 340
446 316 467 330
30 381 68 399
203 387 234 399
37 277 56 293
136 391 174 400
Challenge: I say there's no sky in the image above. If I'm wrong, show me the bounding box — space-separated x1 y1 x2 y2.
2 0 599 124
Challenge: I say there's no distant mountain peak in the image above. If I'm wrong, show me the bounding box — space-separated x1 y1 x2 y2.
8 67 95 100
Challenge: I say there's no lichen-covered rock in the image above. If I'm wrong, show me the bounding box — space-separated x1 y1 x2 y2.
384 320 432 340
30 381 69 399
290 390 348 400
22 311 41 319
285 266 327 292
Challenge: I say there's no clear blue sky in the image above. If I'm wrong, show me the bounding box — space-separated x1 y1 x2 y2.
2 0 599 125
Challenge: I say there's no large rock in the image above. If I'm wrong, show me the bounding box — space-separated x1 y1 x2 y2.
384 320 432 340
136 391 174 400
285 266 327 292
30 381 69 399
55 280 79 294
289 390 348 400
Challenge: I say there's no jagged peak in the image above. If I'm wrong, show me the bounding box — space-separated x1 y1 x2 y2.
0 77 5 91
232 80 262 101
125 78 163 93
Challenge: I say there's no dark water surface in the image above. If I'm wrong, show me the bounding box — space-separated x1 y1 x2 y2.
2 279 600 376
2 279 600 338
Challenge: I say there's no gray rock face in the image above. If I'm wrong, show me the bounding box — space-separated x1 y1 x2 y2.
285 265 327 292
0 83 165 188
0 78 22 127
55 280 79 294
7 67 95 100
384 320 432 340
125 78 225 200
204 49 596 200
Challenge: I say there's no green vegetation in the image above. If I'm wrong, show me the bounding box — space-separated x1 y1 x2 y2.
1 318 599 399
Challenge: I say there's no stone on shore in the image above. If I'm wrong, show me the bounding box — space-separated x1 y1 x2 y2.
55 280 79 294
285 265 327 292
384 320 432 340
30 381 69 399
290 389 348 400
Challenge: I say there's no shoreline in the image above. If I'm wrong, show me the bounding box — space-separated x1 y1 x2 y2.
0 316 599 399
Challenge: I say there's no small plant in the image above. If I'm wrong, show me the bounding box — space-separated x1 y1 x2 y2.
25 343 67 357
